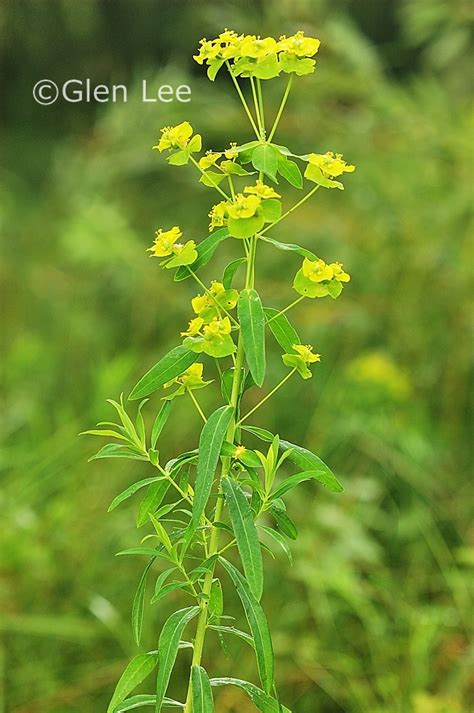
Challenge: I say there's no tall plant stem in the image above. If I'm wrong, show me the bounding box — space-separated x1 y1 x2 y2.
183 236 257 711
226 62 261 139
268 75 293 142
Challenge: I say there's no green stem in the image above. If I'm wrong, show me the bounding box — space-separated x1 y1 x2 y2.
256 78 266 137
226 62 261 139
259 184 321 236
238 368 296 426
189 155 230 200
187 389 207 423
183 237 256 712
268 75 293 142
250 77 264 138
266 295 305 324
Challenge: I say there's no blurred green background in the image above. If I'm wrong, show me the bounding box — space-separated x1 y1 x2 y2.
1 1 472 712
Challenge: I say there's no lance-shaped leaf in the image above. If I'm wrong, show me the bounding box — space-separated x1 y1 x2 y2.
222 257 246 289
210 678 291 713
151 401 171 449
129 347 198 400
155 606 200 711
193 405 234 527
259 234 317 260
191 666 214 713
108 477 165 512
114 695 183 711
174 228 229 281
219 558 274 693
222 477 263 601
132 558 154 646
263 308 300 354
242 426 343 493
107 652 158 713
238 289 266 387
136 480 170 528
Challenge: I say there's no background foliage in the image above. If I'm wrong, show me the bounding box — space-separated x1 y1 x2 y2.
1 1 472 711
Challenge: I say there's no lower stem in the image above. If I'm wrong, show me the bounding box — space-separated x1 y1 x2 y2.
183 238 256 711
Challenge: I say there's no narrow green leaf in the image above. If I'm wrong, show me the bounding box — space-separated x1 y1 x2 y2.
89 444 148 462
155 606 200 711
259 235 317 260
222 478 263 601
174 228 229 281
271 471 323 500
107 653 158 713
263 308 300 354
114 695 183 711
238 289 266 387
219 558 274 693
151 402 171 449
193 406 234 527
132 559 154 646
242 427 343 493
116 547 163 558
268 502 298 540
208 625 254 648
208 579 223 622
222 257 246 289
136 480 170 528
259 525 293 564
109 477 164 513
129 347 198 400
210 678 291 713
80 428 128 441
191 666 214 713
150 581 188 605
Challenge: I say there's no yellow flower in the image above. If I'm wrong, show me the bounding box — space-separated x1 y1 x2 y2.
153 122 194 152
193 39 220 65
292 344 321 363
181 317 204 337
203 317 232 338
191 294 210 315
199 151 222 169
208 201 228 230
330 262 351 282
307 152 355 178
302 257 334 283
244 180 281 199
234 445 247 458
224 143 238 159
240 35 278 59
147 226 182 257
227 193 261 219
180 363 205 387
209 281 225 295
278 31 321 57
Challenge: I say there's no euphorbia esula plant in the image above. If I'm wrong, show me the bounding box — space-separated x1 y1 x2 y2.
85 29 354 713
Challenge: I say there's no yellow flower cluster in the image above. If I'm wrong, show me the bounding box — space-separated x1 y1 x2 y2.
147 226 197 269
282 343 321 379
302 257 351 284
153 122 193 152
308 152 355 179
208 181 281 234
294 257 351 299
181 282 239 358
194 29 321 79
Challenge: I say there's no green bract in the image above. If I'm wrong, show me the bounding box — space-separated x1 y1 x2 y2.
85 27 355 713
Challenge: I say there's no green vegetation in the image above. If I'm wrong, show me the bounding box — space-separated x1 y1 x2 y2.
1 2 472 712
